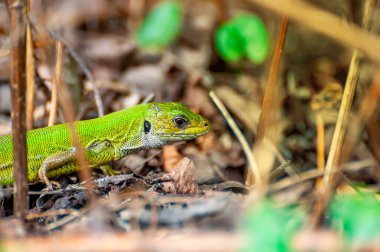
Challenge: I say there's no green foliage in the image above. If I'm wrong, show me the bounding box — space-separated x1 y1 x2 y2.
329 193 380 245
241 200 305 252
136 1 182 49
215 14 270 64
233 15 270 64
215 23 245 62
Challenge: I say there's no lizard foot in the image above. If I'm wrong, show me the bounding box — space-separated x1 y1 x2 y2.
38 167 61 191
99 165 121 176
42 180 61 191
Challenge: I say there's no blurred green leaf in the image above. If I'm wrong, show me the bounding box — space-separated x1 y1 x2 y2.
215 14 270 64
329 193 380 245
136 1 182 49
241 200 305 252
232 14 270 64
215 23 245 62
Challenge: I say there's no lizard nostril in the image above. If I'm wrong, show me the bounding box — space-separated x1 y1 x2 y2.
204 123 208 127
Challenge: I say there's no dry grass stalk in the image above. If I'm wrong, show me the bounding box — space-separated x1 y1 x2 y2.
47 40 63 126
315 113 325 189
254 16 288 146
251 16 289 185
26 23 35 130
310 83 343 190
322 50 361 191
209 91 262 188
7 0 29 219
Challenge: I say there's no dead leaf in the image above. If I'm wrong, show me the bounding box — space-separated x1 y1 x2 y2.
157 157 198 195
168 157 198 195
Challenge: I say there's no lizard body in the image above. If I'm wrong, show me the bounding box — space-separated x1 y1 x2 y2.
0 102 210 186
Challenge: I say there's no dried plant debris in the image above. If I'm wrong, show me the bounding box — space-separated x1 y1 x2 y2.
154 157 199 195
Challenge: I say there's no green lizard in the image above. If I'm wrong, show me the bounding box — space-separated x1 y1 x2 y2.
0 102 210 187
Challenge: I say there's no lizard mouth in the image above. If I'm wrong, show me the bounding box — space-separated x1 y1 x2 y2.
158 125 210 142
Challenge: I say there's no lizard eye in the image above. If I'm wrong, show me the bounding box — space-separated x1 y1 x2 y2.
144 120 151 134
173 115 188 129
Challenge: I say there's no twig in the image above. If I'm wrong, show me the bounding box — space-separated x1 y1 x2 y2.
209 90 262 188
47 40 62 126
321 50 361 192
269 160 291 180
6 0 29 220
269 169 322 194
26 208 79 220
269 158 376 194
250 15 289 185
315 113 325 190
43 206 90 232
254 15 288 146
58 79 97 205
214 0 229 23
26 22 35 130
141 93 155 104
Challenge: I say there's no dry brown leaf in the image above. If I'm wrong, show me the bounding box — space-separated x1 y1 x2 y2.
169 157 198 195
160 157 198 195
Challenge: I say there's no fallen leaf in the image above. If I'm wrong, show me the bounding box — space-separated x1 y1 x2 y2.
168 157 198 195
156 157 198 195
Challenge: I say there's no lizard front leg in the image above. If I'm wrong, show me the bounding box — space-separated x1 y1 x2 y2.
86 140 120 175
38 149 76 189
39 139 116 189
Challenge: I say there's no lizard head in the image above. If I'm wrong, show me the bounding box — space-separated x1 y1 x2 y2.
143 102 211 146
